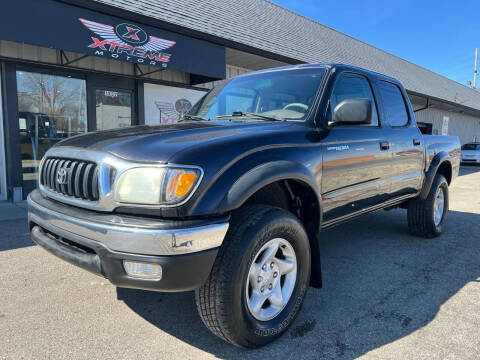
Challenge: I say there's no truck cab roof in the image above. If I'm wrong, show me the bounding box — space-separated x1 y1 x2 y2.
239 62 400 85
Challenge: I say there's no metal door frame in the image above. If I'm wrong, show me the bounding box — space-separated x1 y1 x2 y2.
86 74 137 131
0 69 7 200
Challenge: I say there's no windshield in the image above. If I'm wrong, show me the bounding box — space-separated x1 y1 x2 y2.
188 68 326 121
462 143 480 151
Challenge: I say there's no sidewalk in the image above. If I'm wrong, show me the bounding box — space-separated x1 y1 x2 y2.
0 201 31 252
0 201 27 222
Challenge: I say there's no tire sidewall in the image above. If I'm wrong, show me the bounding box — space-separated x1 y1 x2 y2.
427 175 449 236
228 209 311 346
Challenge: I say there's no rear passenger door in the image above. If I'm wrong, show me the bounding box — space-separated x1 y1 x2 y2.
321 72 391 222
377 80 424 197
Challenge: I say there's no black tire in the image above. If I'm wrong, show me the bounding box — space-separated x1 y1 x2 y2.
195 205 311 348
408 174 449 238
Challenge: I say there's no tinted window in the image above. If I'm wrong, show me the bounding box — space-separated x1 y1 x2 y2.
462 143 480 151
378 81 409 127
329 73 378 126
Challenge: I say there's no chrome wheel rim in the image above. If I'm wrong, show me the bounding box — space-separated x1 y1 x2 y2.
245 238 297 321
434 187 445 226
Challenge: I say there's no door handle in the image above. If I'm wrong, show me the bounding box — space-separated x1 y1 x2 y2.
413 138 421 146
380 141 390 150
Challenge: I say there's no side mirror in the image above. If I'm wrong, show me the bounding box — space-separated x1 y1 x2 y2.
332 99 373 125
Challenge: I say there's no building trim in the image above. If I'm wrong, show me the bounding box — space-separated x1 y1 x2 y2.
1 61 22 199
0 55 209 92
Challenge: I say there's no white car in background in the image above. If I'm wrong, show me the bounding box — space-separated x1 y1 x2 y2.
461 143 480 164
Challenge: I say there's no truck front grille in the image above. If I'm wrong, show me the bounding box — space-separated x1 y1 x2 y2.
41 157 100 201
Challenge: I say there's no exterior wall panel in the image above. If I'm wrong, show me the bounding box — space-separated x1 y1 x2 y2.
200 64 252 89
415 107 480 144
0 40 189 84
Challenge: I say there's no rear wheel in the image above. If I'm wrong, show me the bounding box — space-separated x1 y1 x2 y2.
195 205 311 348
408 174 449 238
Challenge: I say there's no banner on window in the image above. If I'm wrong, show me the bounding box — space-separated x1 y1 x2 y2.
144 84 206 125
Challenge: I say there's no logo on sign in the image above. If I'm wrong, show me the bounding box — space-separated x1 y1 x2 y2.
115 23 148 46
79 18 176 67
175 99 193 117
56 168 68 185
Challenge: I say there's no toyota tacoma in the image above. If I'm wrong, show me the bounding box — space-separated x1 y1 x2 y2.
28 63 461 347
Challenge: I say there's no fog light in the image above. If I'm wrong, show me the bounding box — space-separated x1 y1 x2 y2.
123 261 162 280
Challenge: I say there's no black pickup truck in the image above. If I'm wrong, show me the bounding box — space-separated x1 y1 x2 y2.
28 63 460 348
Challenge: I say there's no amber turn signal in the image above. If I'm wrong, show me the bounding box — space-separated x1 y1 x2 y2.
175 173 198 197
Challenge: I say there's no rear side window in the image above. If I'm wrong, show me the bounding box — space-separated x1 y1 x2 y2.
329 73 378 126
378 81 409 127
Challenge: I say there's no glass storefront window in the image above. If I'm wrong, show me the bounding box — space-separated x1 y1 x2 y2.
95 89 132 130
16 71 87 197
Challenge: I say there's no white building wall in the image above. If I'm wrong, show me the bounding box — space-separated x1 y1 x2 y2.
415 107 480 144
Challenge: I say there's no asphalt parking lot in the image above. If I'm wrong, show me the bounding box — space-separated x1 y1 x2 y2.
1 166 479 359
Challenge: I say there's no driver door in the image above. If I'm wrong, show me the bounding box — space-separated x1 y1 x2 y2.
321 72 391 222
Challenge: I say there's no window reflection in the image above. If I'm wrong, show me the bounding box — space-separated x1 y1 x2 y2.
96 89 132 131
16 71 87 197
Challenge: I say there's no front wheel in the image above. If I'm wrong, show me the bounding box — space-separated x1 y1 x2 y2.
408 174 449 238
195 205 311 348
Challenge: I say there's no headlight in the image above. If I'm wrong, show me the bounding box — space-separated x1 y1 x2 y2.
114 166 201 205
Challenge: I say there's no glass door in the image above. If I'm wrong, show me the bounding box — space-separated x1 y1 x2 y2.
0 70 6 200
16 71 87 197
95 89 133 131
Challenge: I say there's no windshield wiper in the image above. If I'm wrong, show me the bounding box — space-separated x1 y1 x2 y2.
216 111 282 122
180 114 210 122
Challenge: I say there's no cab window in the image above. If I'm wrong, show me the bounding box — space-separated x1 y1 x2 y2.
328 73 379 126
378 81 410 127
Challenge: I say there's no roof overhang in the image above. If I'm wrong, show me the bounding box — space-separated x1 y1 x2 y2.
408 90 480 118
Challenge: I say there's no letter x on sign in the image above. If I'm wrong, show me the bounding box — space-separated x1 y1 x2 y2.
123 27 140 41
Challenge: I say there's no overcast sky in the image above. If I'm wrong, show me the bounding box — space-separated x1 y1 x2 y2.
271 0 480 88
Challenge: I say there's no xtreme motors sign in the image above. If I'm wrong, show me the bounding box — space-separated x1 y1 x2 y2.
79 18 175 67
1 0 226 81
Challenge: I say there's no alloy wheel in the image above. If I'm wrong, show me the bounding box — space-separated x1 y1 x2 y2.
245 238 297 321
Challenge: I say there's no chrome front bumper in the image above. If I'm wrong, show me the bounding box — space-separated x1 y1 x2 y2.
27 189 229 256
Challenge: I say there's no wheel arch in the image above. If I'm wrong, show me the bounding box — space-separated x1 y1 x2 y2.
219 160 323 288
420 151 452 200
222 161 322 213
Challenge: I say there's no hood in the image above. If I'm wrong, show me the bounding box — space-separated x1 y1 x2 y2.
54 121 297 163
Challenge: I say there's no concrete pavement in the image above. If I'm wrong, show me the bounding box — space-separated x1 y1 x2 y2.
0 166 479 359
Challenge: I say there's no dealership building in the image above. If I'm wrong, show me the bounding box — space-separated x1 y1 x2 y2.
1 0 480 201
